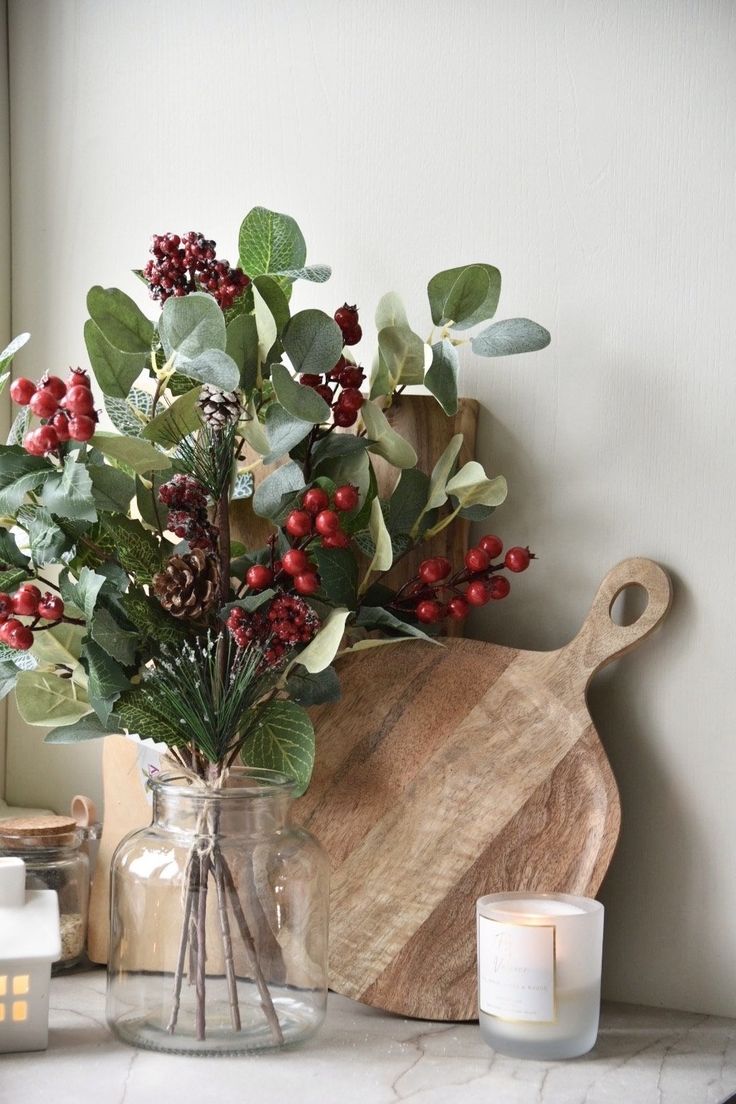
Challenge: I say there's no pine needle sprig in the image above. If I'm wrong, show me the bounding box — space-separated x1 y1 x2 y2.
141 631 277 767
174 421 237 501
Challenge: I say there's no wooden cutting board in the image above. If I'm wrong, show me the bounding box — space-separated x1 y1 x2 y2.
296 557 672 1021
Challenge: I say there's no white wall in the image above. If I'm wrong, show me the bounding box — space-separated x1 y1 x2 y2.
4 0 736 1016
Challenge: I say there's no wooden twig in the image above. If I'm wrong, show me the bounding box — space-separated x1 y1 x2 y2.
195 850 210 1041
212 846 242 1033
166 857 196 1033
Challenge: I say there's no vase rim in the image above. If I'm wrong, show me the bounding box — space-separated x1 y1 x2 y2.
148 767 297 799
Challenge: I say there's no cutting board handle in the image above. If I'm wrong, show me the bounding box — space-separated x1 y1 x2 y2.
563 557 672 677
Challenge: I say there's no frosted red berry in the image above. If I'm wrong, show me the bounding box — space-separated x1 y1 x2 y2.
10 378 36 405
416 599 443 624
464 546 490 573
466 580 490 606
29 388 59 419
282 549 311 576
478 535 503 559
490 576 511 599
245 564 274 590
505 547 532 573
334 484 359 512
37 593 65 621
447 596 469 620
67 415 96 442
23 429 45 455
294 572 320 596
285 510 313 539
303 487 330 515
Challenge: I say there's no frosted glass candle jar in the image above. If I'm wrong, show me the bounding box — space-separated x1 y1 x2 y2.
477 892 604 1059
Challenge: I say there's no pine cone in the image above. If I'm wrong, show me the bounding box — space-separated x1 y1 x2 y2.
152 548 220 620
198 384 241 429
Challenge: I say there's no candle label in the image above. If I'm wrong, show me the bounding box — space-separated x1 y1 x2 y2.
478 916 556 1022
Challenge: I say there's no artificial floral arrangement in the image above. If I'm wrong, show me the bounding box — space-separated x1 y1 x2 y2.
0 206 549 1040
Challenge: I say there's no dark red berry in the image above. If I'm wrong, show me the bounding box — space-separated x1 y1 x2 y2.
285 509 313 539
333 406 358 428
490 576 511 599
479 535 503 559
67 415 96 442
0 594 12 622
447 596 469 620
41 375 67 402
333 484 359 512
246 564 274 590
416 599 443 624
419 557 451 585
37 594 64 621
293 572 320 596
29 388 59 419
334 303 359 331
63 385 96 416
505 546 532 573
315 509 340 536
52 412 71 441
339 387 364 412
282 549 310 577
321 530 350 549
12 587 40 617
315 384 334 405
6 621 33 650
329 356 348 381
300 374 321 387
0 618 22 643
466 580 490 606
34 425 60 453
465 546 490 573
302 487 330 515
342 324 362 346
340 366 364 389
10 378 36 405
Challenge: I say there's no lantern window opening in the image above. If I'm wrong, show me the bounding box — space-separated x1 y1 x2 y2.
12 1001 28 1022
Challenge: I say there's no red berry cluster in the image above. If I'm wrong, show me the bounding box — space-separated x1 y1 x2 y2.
0 583 65 651
143 232 251 310
226 594 319 667
158 474 218 551
393 536 534 626
300 356 366 428
334 303 362 346
12 369 98 455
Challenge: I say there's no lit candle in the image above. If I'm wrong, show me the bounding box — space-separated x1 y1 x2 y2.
476 892 604 1059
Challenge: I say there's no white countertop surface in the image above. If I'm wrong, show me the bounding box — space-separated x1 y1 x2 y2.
2 969 735 1103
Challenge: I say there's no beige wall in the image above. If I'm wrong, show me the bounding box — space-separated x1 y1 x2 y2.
3 0 736 1016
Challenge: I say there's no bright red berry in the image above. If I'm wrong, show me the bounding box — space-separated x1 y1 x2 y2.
6 621 33 650
67 414 96 442
67 368 92 389
416 599 443 624
490 576 511 599
0 594 12 622
12 587 40 617
0 618 20 643
52 412 71 441
447 596 469 620
29 388 59 419
339 387 364 412
282 549 311 577
321 530 350 549
478 535 503 559
333 406 358 428
245 564 274 590
505 547 532 573
333 484 359 512
465 546 490 573
302 487 331 515
37 593 65 621
315 509 340 536
23 429 45 456
34 425 60 453
9 378 36 405
41 375 67 402
300 374 321 387
63 385 96 416
285 510 313 539
419 557 452 585
293 572 320 596
466 580 490 606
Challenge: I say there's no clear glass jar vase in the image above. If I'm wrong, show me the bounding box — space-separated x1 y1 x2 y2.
106 769 329 1055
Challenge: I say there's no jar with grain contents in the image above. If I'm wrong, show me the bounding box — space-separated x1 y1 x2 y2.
0 815 89 971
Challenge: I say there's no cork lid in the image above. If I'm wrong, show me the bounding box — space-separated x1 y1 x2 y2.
0 815 80 846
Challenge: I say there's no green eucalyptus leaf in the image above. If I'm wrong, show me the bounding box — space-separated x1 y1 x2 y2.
89 465 136 513
360 401 417 469
252 275 291 335
425 340 459 416
15 669 90 727
84 319 147 397
271 362 330 423
45 712 112 743
427 434 463 511
358 497 393 595
226 312 259 393
282 310 343 378
313 447 371 506
87 286 154 354
377 326 428 387
90 606 139 665
92 432 171 475
354 605 439 643
241 698 314 796
252 461 305 519
263 403 312 465
310 432 368 468
40 457 97 522
445 461 508 508
293 607 350 674
427 263 501 330
443 265 491 326
387 468 430 535
176 349 239 391
375 292 409 332
104 389 153 437
311 546 358 608
159 292 226 361
135 472 171 530
369 348 392 400
285 664 341 707
253 284 278 368
471 317 551 357
238 206 307 285
142 386 202 447
0 448 53 513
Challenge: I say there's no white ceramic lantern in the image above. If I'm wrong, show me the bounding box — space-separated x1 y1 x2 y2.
0 856 61 1053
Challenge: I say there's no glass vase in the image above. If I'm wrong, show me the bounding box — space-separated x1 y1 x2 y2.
106 769 329 1055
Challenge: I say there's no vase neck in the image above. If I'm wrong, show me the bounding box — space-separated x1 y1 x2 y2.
152 778 294 836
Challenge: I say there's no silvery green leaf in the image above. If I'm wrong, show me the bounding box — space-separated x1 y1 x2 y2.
263 403 313 465
252 461 305 518
84 319 147 397
471 317 551 357
377 325 427 387
86 286 154 354
6 407 30 446
369 348 391 400
271 362 330 423
360 401 417 469
375 292 409 331
427 264 501 330
176 349 239 391
282 309 343 378
159 292 226 360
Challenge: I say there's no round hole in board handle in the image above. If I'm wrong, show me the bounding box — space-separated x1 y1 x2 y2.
609 583 649 627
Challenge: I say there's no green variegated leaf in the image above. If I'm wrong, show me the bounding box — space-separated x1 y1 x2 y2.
0 641 37 670
114 688 187 747
97 515 164 583
0 528 30 569
0 660 18 700
104 389 153 437
238 207 307 287
241 698 314 795
90 607 139 665
119 588 189 646
0 567 30 592
0 332 30 374
6 407 31 447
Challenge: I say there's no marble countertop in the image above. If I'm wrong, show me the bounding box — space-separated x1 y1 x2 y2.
3 969 735 1104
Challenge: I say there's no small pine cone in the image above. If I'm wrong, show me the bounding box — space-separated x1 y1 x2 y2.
152 547 220 620
198 383 241 429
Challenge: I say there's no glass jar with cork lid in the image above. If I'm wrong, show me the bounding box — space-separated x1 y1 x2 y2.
0 815 89 971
